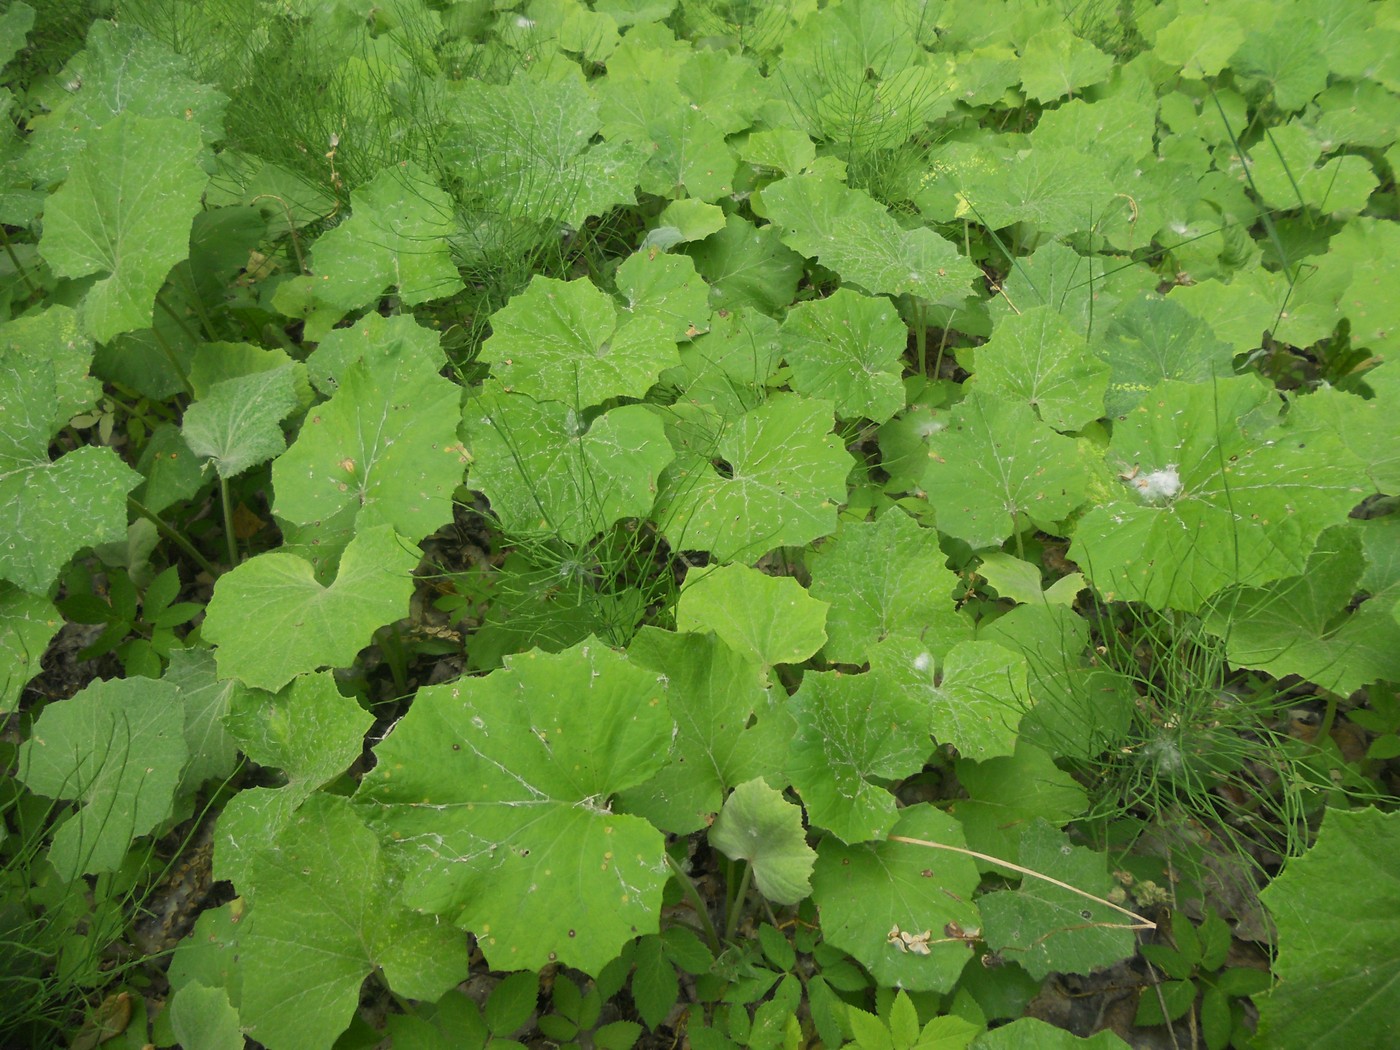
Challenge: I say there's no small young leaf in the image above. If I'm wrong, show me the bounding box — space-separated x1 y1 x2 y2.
485 972 540 1036
632 936 679 1031
182 366 299 479
887 990 920 1050
709 778 815 906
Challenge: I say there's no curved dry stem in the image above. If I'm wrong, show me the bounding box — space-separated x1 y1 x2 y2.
887 834 1157 932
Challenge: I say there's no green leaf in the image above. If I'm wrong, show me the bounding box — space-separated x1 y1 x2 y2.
0 4 34 72
485 970 539 1035
0 583 60 714
616 248 713 342
977 552 1084 607
1017 25 1113 102
477 275 679 408
662 307 783 417
162 647 243 795
875 639 1031 762
1069 377 1371 611
1257 807 1400 1050
969 307 1108 431
979 821 1137 981
169 983 243 1050
755 172 977 304
279 162 463 337
445 72 642 229
182 365 299 479
778 289 907 423
1205 526 1400 695
0 446 140 595
688 214 804 315
272 322 463 555
971 1017 1128 1049
215 672 372 885
1093 296 1236 417
656 394 851 562
17 677 187 879
950 741 1089 871
811 805 982 994
358 640 673 974
789 668 931 842
922 392 1091 549
0 306 101 434
946 148 1114 238
675 563 827 667
1152 10 1246 78
807 510 961 665
632 935 680 1031
241 794 470 1050
25 20 227 184
464 386 673 545
617 628 782 834
39 112 207 342
709 777 816 906
202 525 419 691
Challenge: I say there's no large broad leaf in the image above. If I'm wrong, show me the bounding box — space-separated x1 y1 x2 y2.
617 628 783 834
615 247 713 342
463 385 673 545
675 563 828 668
1092 296 1236 416
0 583 60 714
922 392 1092 549
357 640 673 975
789 668 931 843
755 172 977 305
778 289 907 423
273 162 463 339
240 794 470 1050
810 805 982 994
807 510 961 665
944 147 1114 238
215 672 373 885
202 525 419 691
949 741 1089 871
1069 377 1371 611
661 306 784 418
687 214 804 316
973 1019 1129 1049
655 394 851 562
709 778 815 906
0 342 139 594
477 275 679 408
0 306 101 435
968 306 1108 432
445 72 643 228
25 20 226 184
1204 526 1400 696
181 365 299 479
1256 807 1400 1050
272 322 463 556
39 112 207 343
979 820 1137 980
874 638 1032 762
17 677 187 880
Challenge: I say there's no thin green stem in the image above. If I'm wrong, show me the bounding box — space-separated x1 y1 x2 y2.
147 312 196 399
664 852 721 955
126 497 219 579
724 861 755 943
219 476 239 567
